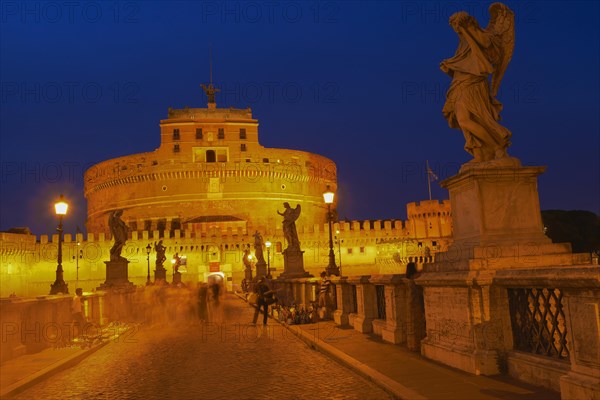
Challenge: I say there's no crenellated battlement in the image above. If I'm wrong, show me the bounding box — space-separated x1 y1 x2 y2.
406 199 451 219
0 216 448 252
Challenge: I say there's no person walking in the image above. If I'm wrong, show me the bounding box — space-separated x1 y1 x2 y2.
251 276 275 326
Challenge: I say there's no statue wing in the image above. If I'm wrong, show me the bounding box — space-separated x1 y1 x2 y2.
292 204 301 221
485 2 515 97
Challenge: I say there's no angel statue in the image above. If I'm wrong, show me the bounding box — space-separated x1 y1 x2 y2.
278 202 301 251
441 2 515 165
108 210 128 261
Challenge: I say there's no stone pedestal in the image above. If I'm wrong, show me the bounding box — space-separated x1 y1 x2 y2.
255 261 267 279
244 266 253 282
446 165 550 248
278 249 311 279
418 164 566 376
154 265 167 283
98 259 134 290
173 271 182 285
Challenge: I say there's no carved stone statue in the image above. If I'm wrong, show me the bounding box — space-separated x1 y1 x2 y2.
172 253 182 273
154 240 166 268
242 249 252 269
253 231 266 264
441 2 515 164
201 83 220 104
108 210 128 261
278 202 301 251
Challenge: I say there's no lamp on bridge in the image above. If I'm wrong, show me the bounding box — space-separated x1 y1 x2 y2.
335 229 343 277
323 186 339 276
146 243 152 285
50 194 69 294
265 240 272 279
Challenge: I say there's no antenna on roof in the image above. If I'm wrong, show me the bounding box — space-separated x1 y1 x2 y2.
201 43 220 108
209 43 213 84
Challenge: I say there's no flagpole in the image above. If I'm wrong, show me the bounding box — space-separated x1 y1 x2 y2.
426 160 432 201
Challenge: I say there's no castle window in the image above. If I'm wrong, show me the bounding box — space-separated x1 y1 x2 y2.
206 150 216 162
196 128 203 139
218 128 225 139
239 128 246 139
193 147 229 163
360 246 365 253
173 129 180 140
173 144 180 153
240 144 247 152
263 158 269 163
432 241 437 247
347 248 353 254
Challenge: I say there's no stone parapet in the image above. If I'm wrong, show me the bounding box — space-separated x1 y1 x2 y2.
0 292 108 364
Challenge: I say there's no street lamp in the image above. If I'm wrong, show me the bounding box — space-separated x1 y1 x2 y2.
73 240 82 287
323 186 339 276
336 229 343 277
146 243 152 285
265 240 272 279
50 194 69 294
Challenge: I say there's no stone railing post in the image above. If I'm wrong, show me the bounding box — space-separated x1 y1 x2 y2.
0 297 29 363
371 274 406 345
85 292 107 326
332 277 352 326
404 278 426 351
559 278 600 399
348 275 376 333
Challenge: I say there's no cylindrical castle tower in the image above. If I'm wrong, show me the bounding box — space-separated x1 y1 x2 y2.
84 88 337 235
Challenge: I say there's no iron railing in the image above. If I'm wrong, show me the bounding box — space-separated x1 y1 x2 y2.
508 288 569 360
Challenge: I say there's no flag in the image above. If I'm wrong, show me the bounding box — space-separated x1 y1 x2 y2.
427 168 438 181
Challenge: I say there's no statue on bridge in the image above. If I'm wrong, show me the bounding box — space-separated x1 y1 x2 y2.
154 240 167 268
441 2 515 165
108 210 128 261
278 202 301 252
253 231 266 264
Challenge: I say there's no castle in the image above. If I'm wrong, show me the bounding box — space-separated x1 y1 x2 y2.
85 84 336 235
0 84 452 296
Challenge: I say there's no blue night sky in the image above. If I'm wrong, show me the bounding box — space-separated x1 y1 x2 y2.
1 1 598 236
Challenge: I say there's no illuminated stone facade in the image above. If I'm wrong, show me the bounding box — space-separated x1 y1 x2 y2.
2 91 454 296
84 102 337 235
0 200 452 297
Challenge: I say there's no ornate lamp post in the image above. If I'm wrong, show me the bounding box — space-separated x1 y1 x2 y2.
146 243 152 285
50 194 69 294
323 186 339 276
335 229 343 277
73 240 82 287
265 240 272 279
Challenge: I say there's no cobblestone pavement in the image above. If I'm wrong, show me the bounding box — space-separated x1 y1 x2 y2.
12 294 392 400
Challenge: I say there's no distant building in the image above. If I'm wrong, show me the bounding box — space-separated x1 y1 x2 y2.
1 85 453 296
84 87 337 235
